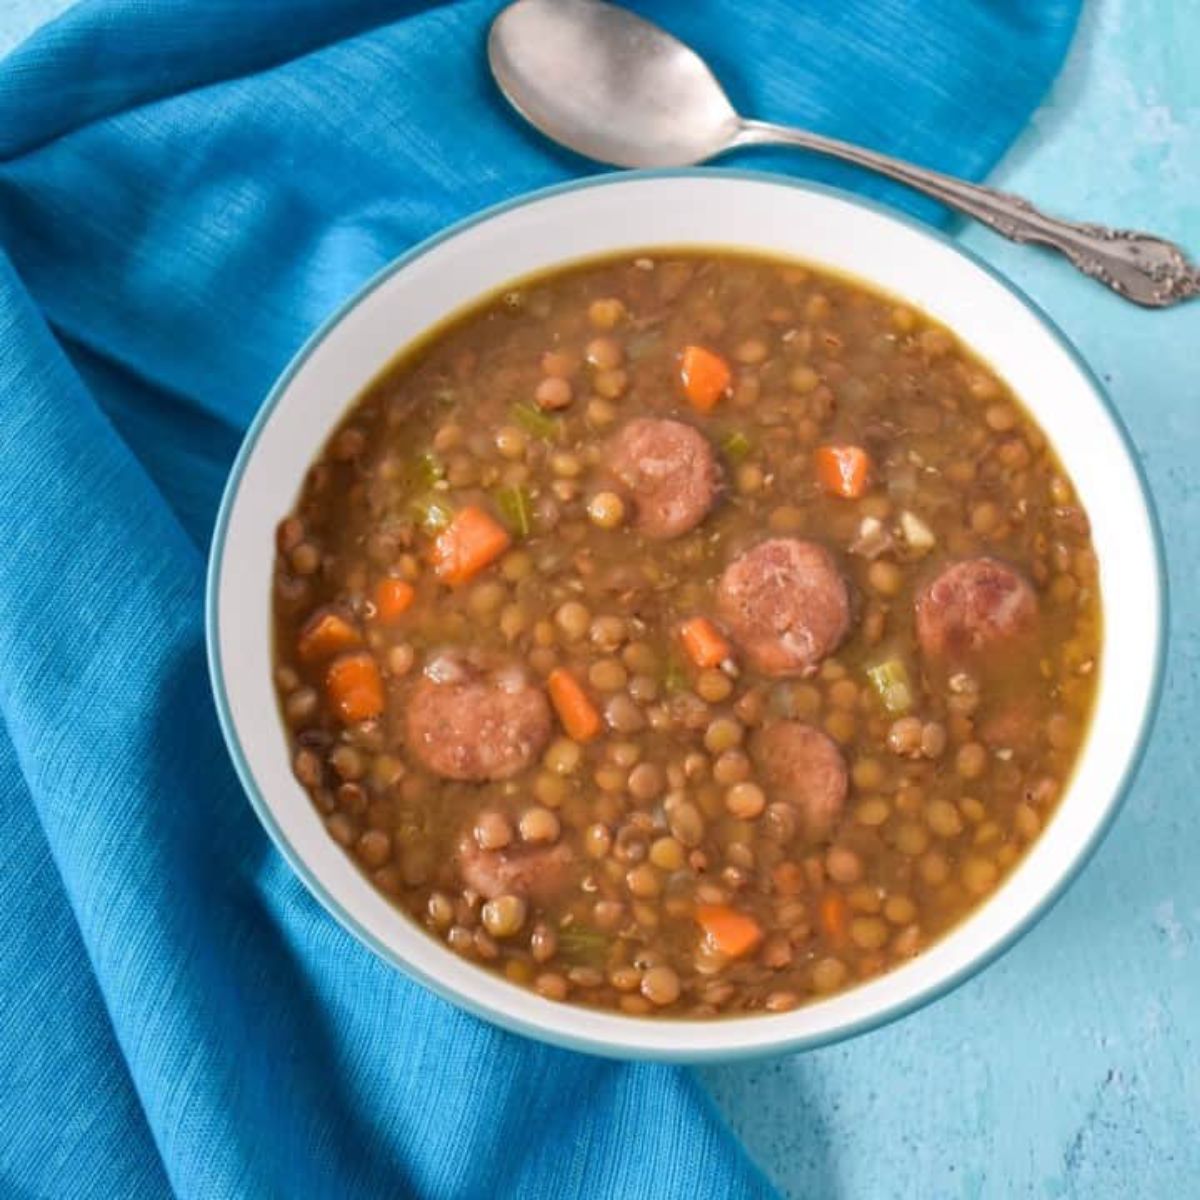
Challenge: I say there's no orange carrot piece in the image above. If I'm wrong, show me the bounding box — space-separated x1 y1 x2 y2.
298 609 361 663
430 505 511 586
818 890 849 944
815 444 872 499
373 578 415 624
679 344 731 412
325 652 385 723
547 668 601 743
695 904 764 959
679 616 731 669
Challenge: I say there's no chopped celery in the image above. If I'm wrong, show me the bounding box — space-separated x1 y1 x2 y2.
866 659 913 714
510 402 560 441
410 495 454 534
721 430 753 461
663 653 689 695
556 924 609 966
494 484 532 538
413 451 444 488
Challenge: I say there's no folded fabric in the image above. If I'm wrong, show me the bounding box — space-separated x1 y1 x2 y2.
0 2 1078 1196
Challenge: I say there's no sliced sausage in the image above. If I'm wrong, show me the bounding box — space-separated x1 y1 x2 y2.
716 538 850 677
915 557 1038 661
606 417 719 538
752 721 848 841
457 837 575 903
405 657 551 781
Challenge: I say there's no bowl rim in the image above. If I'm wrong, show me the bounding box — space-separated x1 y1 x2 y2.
205 167 1167 1062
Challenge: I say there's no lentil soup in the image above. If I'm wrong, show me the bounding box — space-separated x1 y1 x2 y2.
272 250 1100 1018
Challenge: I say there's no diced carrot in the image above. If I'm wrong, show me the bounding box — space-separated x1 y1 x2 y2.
373 578 415 624
679 344 731 412
297 609 361 663
695 904 764 959
818 890 849 944
679 616 731 669
430 505 511 586
815 443 872 499
546 668 601 743
325 652 385 723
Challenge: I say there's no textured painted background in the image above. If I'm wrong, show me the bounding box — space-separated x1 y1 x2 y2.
3 1 1196 1196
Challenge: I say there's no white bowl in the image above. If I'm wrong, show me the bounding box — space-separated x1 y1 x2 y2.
207 171 1165 1061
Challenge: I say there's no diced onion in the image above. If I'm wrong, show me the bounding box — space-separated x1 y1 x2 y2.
425 652 466 684
899 509 936 552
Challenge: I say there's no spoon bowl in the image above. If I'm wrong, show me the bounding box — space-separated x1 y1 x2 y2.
488 0 740 167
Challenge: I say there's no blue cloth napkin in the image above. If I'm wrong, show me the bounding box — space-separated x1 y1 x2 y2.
0 2 1078 1196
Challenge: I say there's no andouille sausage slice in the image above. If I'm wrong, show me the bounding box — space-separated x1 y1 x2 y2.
716 538 850 677
405 656 551 781
607 417 719 538
457 838 575 903
753 721 848 840
915 557 1038 661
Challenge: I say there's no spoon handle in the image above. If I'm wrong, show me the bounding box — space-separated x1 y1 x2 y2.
735 119 1199 309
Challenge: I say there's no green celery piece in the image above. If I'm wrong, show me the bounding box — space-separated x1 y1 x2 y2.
866 659 913 714
556 925 610 966
413 451 445 488
410 495 454 534
495 484 532 538
663 653 689 695
510 402 560 441
721 430 753 461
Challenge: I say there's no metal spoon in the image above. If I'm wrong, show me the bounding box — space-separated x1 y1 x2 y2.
488 0 1199 308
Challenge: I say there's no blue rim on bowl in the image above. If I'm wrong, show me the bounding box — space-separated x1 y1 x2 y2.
206 168 1168 1062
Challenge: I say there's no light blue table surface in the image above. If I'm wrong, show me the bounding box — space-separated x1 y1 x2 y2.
4 2 1197 1197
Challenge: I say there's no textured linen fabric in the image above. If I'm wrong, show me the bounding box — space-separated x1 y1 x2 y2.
0 2 1079 1197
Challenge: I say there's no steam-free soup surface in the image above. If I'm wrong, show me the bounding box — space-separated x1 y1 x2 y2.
272 251 1100 1017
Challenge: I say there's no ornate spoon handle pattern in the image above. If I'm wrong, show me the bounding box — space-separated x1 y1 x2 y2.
737 120 1200 308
